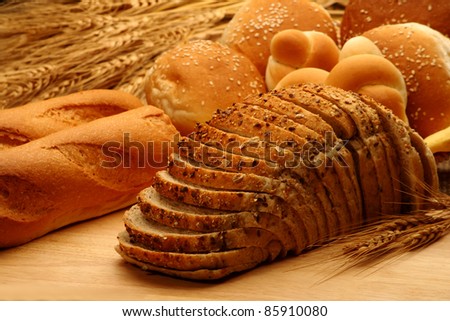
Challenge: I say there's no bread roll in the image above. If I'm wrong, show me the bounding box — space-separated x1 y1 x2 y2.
325 54 408 123
266 29 339 90
144 40 265 136
340 0 450 43
0 106 178 248
363 23 450 138
221 0 338 75
0 89 143 150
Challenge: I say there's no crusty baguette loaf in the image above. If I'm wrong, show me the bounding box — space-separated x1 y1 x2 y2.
0 106 178 248
0 89 143 150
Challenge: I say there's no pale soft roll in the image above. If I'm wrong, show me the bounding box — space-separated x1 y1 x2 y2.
339 36 382 61
145 40 265 136
424 127 450 154
274 67 329 89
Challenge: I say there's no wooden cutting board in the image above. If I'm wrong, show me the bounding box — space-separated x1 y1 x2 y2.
1 208 449 301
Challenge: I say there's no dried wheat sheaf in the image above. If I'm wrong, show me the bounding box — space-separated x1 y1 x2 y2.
0 0 246 108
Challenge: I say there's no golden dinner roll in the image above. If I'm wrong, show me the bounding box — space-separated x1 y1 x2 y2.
363 23 450 138
144 40 266 135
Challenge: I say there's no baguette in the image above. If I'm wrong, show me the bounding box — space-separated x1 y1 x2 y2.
0 89 143 150
0 106 178 248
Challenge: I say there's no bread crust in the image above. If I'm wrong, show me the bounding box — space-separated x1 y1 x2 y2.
118 231 270 271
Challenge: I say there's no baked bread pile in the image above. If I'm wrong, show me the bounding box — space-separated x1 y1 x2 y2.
115 83 439 280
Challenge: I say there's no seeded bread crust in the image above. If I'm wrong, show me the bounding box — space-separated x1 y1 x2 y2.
300 84 395 219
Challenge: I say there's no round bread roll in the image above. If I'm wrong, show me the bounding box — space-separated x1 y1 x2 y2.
221 0 338 75
145 40 266 135
363 23 450 139
340 0 450 43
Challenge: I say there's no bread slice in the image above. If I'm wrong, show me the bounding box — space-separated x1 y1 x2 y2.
177 137 282 177
116 245 261 280
357 95 428 212
271 86 356 139
117 231 270 271
137 187 297 255
244 93 334 138
153 170 311 251
124 204 283 260
168 153 287 196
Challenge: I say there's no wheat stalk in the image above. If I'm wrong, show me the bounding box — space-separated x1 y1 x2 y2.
0 0 241 108
327 189 450 273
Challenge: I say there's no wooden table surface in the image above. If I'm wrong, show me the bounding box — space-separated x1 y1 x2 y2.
1 208 449 301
